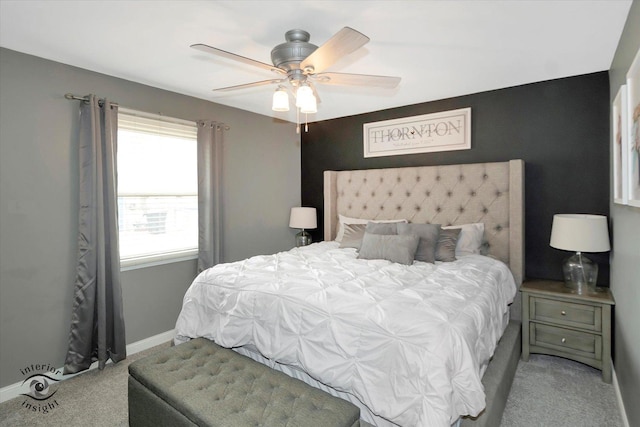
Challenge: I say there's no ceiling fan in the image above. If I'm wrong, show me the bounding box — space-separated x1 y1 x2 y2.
191 27 400 130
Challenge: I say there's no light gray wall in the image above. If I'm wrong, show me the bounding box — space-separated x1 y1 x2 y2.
0 48 300 388
609 2 640 426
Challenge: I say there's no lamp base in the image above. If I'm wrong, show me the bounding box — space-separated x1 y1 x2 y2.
295 230 312 247
562 251 598 294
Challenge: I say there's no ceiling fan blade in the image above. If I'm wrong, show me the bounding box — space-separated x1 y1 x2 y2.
191 43 285 74
300 27 369 74
212 79 285 92
311 72 401 88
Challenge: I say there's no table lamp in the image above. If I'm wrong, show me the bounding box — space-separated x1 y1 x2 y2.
289 207 317 247
549 214 610 293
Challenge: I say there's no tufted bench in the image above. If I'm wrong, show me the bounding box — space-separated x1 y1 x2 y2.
128 338 360 427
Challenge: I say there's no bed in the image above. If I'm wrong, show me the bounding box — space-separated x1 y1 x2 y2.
174 160 525 427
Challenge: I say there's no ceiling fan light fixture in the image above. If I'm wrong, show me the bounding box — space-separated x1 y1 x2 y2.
272 86 290 111
300 93 317 114
295 84 314 108
193 26 400 130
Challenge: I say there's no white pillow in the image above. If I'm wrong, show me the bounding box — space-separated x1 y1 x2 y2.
335 215 407 242
442 223 485 256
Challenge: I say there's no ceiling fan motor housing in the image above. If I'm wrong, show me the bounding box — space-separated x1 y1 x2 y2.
271 29 318 72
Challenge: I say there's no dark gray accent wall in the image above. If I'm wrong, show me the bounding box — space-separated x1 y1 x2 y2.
301 72 610 285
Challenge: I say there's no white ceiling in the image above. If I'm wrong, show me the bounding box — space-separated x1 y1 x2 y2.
0 1 632 123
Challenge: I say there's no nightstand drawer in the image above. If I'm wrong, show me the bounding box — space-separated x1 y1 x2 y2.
530 297 601 331
530 323 602 360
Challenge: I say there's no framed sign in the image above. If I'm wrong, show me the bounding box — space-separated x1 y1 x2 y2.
612 85 628 204
363 108 471 158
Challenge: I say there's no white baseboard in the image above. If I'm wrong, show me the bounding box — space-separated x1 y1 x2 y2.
0 329 174 404
124 329 175 355
612 363 630 427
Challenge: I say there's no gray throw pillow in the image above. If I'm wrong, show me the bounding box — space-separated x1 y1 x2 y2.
397 223 441 263
435 228 461 262
357 232 420 265
365 221 399 235
339 223 367 249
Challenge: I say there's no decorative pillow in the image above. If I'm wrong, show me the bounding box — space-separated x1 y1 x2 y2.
339 223 367 249
443 223 485 256
435 228 461 262
365 222 399 235
335 214 407 242
357 233 420 265
397 223 441 263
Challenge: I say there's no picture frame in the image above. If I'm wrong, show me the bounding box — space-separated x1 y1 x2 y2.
363 108 471 158
626 47 640 207
612 85 628 204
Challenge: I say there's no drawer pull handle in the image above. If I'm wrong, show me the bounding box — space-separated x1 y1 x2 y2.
561 338 566 343
561 310 566 316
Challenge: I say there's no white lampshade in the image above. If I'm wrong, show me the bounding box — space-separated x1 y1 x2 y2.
550 214 610 252
272 87 289 111
289 207 317 229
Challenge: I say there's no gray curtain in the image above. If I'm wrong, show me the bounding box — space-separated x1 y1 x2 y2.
197 120 224 272
64 95 126 374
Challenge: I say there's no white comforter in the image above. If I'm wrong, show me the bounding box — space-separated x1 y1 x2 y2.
174 242 517 427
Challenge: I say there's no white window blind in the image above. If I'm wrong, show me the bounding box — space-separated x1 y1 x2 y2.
117 109 198 267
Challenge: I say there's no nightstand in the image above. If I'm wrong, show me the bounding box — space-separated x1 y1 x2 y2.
521 279 615 383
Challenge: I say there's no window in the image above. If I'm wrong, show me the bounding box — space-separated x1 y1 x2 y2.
117 109 198 268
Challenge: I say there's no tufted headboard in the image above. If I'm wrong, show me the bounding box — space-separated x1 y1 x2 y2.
323 160 524 285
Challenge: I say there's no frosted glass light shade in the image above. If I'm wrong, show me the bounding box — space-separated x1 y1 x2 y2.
300 94 317 114
272 87 289 111
295 85 314 108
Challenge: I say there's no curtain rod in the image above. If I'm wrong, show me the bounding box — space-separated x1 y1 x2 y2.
65 93 230 130
65 93 118 107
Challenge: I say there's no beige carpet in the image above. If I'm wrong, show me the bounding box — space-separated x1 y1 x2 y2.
0 342 171 427
501 354 623 427
0 345 625 427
